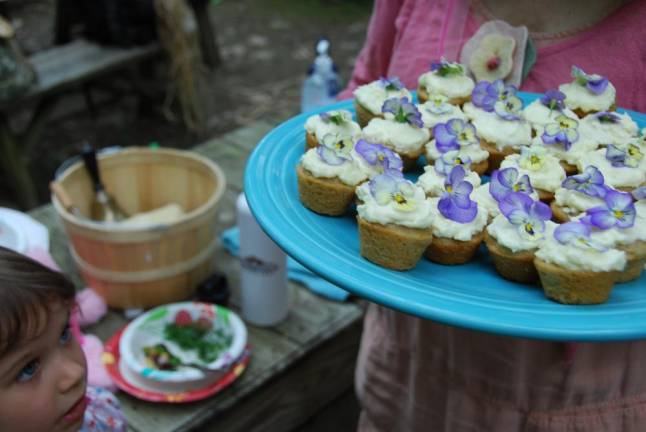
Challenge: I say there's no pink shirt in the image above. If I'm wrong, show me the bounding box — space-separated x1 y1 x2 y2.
340 0 646 112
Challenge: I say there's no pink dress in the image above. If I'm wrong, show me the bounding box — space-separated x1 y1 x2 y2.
341 1 646 430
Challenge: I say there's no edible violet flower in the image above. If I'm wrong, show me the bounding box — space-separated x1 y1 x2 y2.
471 79 517 112
561 166 607 198
593 111 621 124
369 172 418 212
586 189 636 229
493 95 523 120
424 93 453 115
382 97 424 128
632 186 646 201
379 76 405 92
434 119 478 153
434 150 472 177
606 143 643 168
541 115 579 150
430 58 464 77
489 167 534 201
518 146 547 171
319 111 352 125
571 66 609 95
554 221 607 251
354 139 403 174
498 192 551 241
438 166 478 223
317 133 353 165
539 90 565 111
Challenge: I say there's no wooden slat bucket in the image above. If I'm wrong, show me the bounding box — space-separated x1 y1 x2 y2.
52 147 226 308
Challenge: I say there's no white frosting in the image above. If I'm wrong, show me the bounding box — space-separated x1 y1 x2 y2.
471 184 540 219
424 138 490 164
304 110 361 142
577 149 646 188
559 81 616 113
578 112 639 146
418 71 474 100
428 197 488 241
362 117 430 154
356 181 434 229
354 81 412 115
535 234 625 272
487 214 558 252
418 103 467 129
532 135 598 165
553 188 605 215
300 149 368 186
523 99 579 134
500 152 566 192
463 103 532 150
416 165 481 197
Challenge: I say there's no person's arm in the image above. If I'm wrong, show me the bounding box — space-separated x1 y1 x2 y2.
337 0 405 100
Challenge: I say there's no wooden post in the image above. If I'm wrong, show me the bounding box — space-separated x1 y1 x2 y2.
188 0 221 69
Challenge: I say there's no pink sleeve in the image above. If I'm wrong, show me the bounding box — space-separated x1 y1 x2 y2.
337 0 405 100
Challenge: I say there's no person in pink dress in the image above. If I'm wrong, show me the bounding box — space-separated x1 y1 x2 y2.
340 1 646 430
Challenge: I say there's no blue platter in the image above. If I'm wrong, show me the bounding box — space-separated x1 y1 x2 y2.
244 92 646 342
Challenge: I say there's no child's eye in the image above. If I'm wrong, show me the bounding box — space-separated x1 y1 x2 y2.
17 360 40 383
59 325 72 344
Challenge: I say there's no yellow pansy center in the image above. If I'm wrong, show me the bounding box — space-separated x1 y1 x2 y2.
614 210 624 219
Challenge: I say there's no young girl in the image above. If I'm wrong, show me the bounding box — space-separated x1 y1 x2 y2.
0 246 126 431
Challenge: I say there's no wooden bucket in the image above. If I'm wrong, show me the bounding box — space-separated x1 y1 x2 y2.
52 147 226 308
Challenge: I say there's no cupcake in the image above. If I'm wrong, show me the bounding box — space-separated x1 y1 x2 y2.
485 192 557 283
473 167 539 221
417 93 467 137
535 114 597 175
559 66 616 117
464 80 532 171
297 139 368 216
351 139 403 180
425 166 488 265
417 58 474 105
417 150 481 198
551 166 609 222
579 111 639 147
577 147 645 191
356 172 434 270
523 90 579 135
353 77 412 127
361 97 430 171
304 110 361 151
424 119 489 175
535 222 626 305
500 146 566 202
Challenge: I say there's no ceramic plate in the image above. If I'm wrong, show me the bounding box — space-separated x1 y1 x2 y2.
244 92 646 342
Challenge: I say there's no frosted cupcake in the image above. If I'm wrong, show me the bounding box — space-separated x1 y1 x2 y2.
297 139 368 216
424 119 489 175
535 222 626 304
353 77 412 127
417 93 467 136
351 139 403 180
523 90 579 135
485 192 557 283
473 167 539 221
579 111 639 147
551 166 609 222
559 66 616 117
304 110 361 151
417 150 481 198
577 147 645 191
362 97 430 171
500 146 566 202
417 58 474 105
425 166 488 265
536 114 597 175
356 172 434 270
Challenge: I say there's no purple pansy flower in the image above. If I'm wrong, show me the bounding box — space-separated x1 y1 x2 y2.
317 133 353 165
430 58 464 77
433 119 478 153
632 186 646 201
489 167 534 202
571 66 609 95
585 189 636 229
562 166 607 198
424 93 453 115
554 221 607 251
606 143 643 168
434 150 472 177
540 90 566 111
319 110 352 125
369 172 418 212
379 76 405 91
471 79 517 112
593 111 621 124
498 192 552 240
354 139 403 174
382 97 424 128
438 166 478 223
493 95 523 121
541 115 579 150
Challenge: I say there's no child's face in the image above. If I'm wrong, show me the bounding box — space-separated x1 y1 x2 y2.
0 301 87 432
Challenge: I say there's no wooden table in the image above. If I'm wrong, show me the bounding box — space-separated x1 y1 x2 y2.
29 120 364 432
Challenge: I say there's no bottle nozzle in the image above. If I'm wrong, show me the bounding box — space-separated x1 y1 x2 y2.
316 38 330 56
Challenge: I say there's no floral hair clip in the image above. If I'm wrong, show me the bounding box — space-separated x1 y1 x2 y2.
379 76 405 91
319 111 352 126
541 115 579 150
585 189 636 230
369 172 418 212
489 167 533 201
498 192 551 241
434 119 478 153
430 58 465 77
518 146 547 171
354 139 403 174
434 150 472 177
424 93 453 115
471 79 518 112
571 66 609 95
317 133 353 165
382 97 424 128
593 111 621 124
438 165 478 223
493 95 523 121
540 90 566 112
632 186 646 201
605 143 643 168
562 166 607 198
554 221 607 251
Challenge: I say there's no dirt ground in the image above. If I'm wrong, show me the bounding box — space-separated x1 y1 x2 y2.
4 0 372 207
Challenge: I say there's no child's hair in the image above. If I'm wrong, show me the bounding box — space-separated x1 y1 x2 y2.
0 246 76 356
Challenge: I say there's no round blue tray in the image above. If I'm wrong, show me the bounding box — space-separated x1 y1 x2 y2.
244 92 646 342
